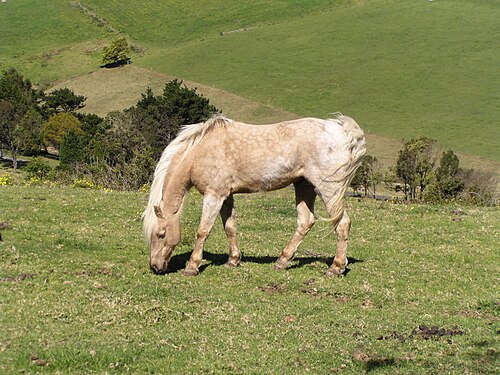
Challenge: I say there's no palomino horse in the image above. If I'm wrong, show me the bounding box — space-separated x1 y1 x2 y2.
143 114 365 276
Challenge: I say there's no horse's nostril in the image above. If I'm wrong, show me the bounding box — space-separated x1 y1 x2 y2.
150 264 160 274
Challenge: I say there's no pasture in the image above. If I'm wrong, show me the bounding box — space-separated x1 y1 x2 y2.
1 185 498 373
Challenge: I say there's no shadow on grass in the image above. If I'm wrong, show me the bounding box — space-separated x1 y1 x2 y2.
165 250 363 275
0 158 27 168
364 357 396 372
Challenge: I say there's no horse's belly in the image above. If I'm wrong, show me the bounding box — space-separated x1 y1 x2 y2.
231 163 302 193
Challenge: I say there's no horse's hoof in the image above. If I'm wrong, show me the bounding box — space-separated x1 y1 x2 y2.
224 260 239 268
325 267 345 277
182 268 199 277
273 261 288 271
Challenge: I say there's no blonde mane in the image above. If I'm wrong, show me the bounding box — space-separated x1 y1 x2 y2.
142 115 232 244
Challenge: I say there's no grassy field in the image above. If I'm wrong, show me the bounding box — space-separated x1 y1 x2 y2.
1 0 499 162
135 0 499 160
1 185 498 373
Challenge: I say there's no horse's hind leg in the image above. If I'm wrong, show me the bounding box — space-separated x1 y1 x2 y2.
183 193 225 276
326 209 351 276
275 181 316 270
220 195 241 267
317 188 351 276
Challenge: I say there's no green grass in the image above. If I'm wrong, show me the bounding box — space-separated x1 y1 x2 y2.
1 185 498 373
2 0 499 162
0 0 113 85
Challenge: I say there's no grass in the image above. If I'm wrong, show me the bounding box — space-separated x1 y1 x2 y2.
1 185 498 373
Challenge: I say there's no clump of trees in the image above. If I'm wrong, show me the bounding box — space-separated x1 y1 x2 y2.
0 67 219 190
352 137 497 205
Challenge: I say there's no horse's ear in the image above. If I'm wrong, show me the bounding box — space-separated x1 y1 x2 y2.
153 205 164 219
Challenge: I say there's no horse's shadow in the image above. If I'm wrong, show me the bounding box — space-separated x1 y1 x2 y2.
166 250 363 275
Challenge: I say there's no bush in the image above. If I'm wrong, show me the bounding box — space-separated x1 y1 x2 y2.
25 157 52 179
101 38 130 67
72 178 95 189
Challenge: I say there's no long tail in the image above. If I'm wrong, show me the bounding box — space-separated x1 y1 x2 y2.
322 114 366 225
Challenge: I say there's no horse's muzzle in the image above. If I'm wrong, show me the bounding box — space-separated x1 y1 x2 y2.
150 262 168 275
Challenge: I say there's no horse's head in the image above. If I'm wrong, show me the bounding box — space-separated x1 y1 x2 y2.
148 205 177 275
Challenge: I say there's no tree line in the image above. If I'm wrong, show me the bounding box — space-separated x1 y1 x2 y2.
0 67 496 205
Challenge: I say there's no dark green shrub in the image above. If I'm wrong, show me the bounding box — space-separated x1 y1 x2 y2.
25 157 51 179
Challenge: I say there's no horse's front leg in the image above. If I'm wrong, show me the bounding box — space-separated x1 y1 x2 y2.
182 193 225 276
220 195 241 267
275 182 316 270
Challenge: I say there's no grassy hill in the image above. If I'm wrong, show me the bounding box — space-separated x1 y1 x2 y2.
1 0 499 166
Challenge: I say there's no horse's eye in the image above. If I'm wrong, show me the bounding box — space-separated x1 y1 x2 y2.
158 231 166 239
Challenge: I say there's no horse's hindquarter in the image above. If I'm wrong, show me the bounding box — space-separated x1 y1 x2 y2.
189 118 361 195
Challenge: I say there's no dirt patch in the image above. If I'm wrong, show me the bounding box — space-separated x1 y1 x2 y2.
0 273 36 282
0 221 13 229
67 267 122 278
258 283 286 295
377 325 465 343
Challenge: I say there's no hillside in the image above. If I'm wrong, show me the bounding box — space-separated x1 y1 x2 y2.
1 0 499 166
50 65 499 177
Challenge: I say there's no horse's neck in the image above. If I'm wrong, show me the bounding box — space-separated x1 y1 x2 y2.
162 166 190 216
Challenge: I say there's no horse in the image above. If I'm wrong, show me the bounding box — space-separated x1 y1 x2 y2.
143 114 366 276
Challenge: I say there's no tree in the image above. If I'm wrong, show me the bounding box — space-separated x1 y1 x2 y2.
0 68 43 167
424 149 464 202
395 137 437 200
101 38 130 67
0 67 41 111
436 150 459 179
59 128 86 168
42 113 83 151
350 155 381 197
15 109 43 156
0 103 43 168
133 80 219 159
0 99 16 151
44 87 86 113
75 113 106 137
58 79 219 189
430 150 464 201
160 79 219 125
82 111 155 189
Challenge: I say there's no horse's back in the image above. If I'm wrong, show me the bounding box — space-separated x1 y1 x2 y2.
188 116 365 194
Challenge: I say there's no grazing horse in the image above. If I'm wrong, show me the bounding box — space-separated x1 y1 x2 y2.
143 114 366 276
